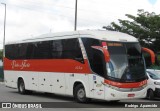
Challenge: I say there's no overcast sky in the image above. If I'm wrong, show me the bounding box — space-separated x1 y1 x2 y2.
0 0 160 49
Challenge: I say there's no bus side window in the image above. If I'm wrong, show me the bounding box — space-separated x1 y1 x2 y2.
26 43 35 59
5 44 19 60
18 43 28 59
5 45 13 59
51 40 63 59
61 38 84 63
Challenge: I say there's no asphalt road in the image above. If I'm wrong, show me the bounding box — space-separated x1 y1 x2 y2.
0 82 160 111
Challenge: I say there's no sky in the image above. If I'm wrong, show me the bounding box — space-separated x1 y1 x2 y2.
0 0 160 49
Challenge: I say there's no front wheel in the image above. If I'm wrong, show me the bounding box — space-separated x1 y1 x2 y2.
74 84 90 103
146 89 154 100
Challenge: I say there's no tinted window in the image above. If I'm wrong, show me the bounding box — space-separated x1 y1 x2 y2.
33 41 52 59
62 39 83 62
26 43 34 59
18 44 28 59
5 38 83 63
51 40 63 58
5 44 20 59
82 38 106 77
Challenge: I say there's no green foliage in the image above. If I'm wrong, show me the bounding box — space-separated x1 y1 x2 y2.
103 9 160 53
149 64 160 70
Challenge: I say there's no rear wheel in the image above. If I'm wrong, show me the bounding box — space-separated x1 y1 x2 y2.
147 89 154 100
74 84 90 103
18 79 27 94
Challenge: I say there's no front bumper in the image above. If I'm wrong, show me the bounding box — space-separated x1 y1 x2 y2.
105 86 147 100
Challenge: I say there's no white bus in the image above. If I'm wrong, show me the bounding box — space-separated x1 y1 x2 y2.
4 30 155 102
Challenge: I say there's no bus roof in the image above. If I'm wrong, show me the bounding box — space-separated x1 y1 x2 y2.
6 30 138 45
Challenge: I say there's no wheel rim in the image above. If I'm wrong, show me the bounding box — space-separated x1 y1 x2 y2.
77 88 85 100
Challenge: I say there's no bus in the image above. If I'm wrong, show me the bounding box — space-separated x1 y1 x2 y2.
4 30 155 103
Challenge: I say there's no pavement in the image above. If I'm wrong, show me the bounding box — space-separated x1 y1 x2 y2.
0 83 159 111
0 82 4 84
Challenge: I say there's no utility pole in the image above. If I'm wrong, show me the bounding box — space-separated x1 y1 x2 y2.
74 0 78 31
1 3 6 58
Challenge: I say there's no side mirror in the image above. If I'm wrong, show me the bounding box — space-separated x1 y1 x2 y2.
91 46 110 62
142 47 155 65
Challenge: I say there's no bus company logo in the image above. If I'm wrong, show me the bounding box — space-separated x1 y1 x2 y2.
11 60 30 69
2 103 11 108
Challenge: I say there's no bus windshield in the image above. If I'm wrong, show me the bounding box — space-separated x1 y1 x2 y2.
106 42 146 82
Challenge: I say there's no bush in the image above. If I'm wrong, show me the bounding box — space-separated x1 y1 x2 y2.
149 65 160 70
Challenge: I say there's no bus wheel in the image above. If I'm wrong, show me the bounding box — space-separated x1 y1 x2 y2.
74 84 90 103
147 89 154 100
18 79 26 94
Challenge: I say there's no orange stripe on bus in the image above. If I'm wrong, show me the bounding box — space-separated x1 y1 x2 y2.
104 79 147 88
4 58 92 73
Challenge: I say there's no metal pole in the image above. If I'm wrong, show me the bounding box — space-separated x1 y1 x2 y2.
74 0 77 31
1 3 6 58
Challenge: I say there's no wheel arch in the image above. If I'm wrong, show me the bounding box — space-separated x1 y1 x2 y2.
73 80 89 97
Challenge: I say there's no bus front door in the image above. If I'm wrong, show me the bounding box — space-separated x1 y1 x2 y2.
93 75 105 99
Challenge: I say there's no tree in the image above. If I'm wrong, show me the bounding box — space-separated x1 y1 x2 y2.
103 9 160 53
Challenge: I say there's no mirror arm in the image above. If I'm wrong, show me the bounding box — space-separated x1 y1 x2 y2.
142 47 155 64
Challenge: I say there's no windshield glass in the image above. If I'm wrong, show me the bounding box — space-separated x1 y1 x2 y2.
106 42 146 82
147 71 160 80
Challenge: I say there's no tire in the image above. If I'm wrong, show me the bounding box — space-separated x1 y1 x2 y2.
147 89 154 100
74 84 90 103
109 100 120 103
18 79 27 94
